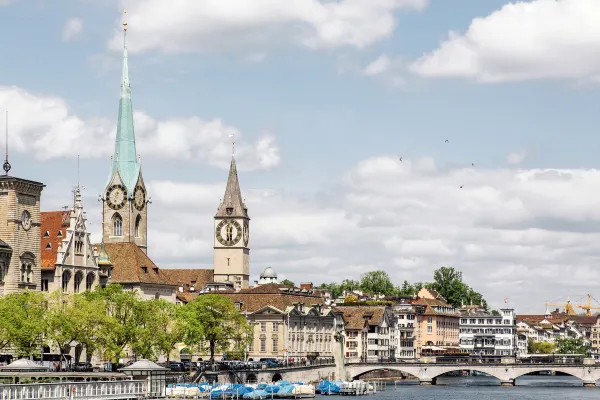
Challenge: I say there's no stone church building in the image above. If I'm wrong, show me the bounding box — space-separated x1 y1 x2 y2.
0 23 252 300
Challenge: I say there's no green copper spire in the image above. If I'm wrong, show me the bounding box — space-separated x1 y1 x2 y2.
108 13 140 193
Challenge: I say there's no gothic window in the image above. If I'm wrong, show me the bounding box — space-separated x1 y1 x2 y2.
74 271 84 293
135 215 141 237
85 273 94 291
113 214 123 236
62 270 71 292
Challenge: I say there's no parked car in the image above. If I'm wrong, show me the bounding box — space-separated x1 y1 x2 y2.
168 361 185 372
72 362 93 372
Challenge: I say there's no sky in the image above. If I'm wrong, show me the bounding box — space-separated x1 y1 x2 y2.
2 0 600 313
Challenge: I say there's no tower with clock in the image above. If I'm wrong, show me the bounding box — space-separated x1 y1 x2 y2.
101 19 148 253
213 155 250 290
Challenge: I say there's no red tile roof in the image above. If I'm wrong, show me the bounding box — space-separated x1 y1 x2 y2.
103 242 174 286
40 211 70 271
162 269 214 290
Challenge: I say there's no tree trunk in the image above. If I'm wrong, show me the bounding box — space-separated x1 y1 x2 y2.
209 340 215 363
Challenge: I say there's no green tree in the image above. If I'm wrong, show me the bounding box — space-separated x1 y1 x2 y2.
87 284 143 362
360 270 394 296
340 279 360 292
281 279 295 286
180 294 252 362
148 300 185 362
3 291 47 357
555 337 589 355
427 266 487 308
527 338 555 354
316 283 343 299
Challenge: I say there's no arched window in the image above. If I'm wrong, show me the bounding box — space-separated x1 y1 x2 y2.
74 271 83 293
113 214 123 236
85 273 94 291
62 270 71 292
20 253 34 284
135 215 141 237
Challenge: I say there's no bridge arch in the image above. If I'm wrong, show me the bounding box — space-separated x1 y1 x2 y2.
351 367 419 381
513 367 586 382
429 367 504 382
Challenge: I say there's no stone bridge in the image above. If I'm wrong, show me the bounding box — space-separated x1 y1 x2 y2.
347 362 600 387
207 364 338 385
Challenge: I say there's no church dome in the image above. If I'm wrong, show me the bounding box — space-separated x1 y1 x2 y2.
260 267 277 279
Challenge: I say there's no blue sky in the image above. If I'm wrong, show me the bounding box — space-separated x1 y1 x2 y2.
2 0 600 312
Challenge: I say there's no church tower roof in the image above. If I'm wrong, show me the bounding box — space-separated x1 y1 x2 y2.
216 155 249 218
108 11 140 193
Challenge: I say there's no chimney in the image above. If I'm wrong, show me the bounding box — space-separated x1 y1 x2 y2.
300 282 313 290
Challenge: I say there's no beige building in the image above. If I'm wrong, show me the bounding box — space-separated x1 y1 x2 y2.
0 175 45 295
591 316 600 352
413 288 460 357
40 187 106 293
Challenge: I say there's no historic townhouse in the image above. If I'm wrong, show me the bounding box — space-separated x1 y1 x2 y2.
336 306 394 362
413 288 460 358
40 187 108 293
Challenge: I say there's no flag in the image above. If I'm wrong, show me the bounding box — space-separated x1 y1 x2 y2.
504 297 508 304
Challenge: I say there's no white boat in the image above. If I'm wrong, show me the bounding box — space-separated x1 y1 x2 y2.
291 384 315 398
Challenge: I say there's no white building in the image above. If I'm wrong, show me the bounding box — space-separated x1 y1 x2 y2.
459 307 516 356
391 298 416 359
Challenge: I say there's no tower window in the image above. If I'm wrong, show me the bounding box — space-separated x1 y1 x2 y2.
135 215 141 237
113 214 123 236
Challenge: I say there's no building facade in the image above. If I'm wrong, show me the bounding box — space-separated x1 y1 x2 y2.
458 307 516 356
413 288 459 358
337 306 395 362
0 175 45 295
391 298 418 359
40 187 105 293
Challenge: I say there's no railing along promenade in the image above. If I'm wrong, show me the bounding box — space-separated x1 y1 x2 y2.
0 380 146 400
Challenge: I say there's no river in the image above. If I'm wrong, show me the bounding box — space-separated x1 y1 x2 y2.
314 376 599 399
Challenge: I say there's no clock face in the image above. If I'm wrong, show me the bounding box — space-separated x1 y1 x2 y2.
106 184 127 210
21 210 31 231
134 185 146 211
243 220 249 247
216 219 242 246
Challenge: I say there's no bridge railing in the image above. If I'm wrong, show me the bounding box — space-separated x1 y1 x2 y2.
0 380 147 400
346 358 592 366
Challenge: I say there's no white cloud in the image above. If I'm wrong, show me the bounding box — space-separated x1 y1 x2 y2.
0 86 279 171
363 54 391 76
62 18 84 41
409 0 600 82
106 155 600 312
108 0 428 54
506 150 527 165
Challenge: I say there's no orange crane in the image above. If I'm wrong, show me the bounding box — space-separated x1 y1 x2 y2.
546 294 600 317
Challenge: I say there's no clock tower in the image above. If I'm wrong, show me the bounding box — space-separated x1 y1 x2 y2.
213 155 250 290
101 16 148 253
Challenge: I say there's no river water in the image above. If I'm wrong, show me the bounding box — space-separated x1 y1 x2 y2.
315 376 599 399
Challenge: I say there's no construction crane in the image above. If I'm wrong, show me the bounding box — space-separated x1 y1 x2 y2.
546 294 600 317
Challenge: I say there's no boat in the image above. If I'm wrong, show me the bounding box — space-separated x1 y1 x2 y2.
291 384 315 398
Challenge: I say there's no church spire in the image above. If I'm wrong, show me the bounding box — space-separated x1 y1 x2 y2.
108 10 140 193
215 155 248 218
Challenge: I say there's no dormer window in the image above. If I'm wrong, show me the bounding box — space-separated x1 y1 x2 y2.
57 231 63 238
44 231 50 238
141 266 148 273
45 243 51 250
